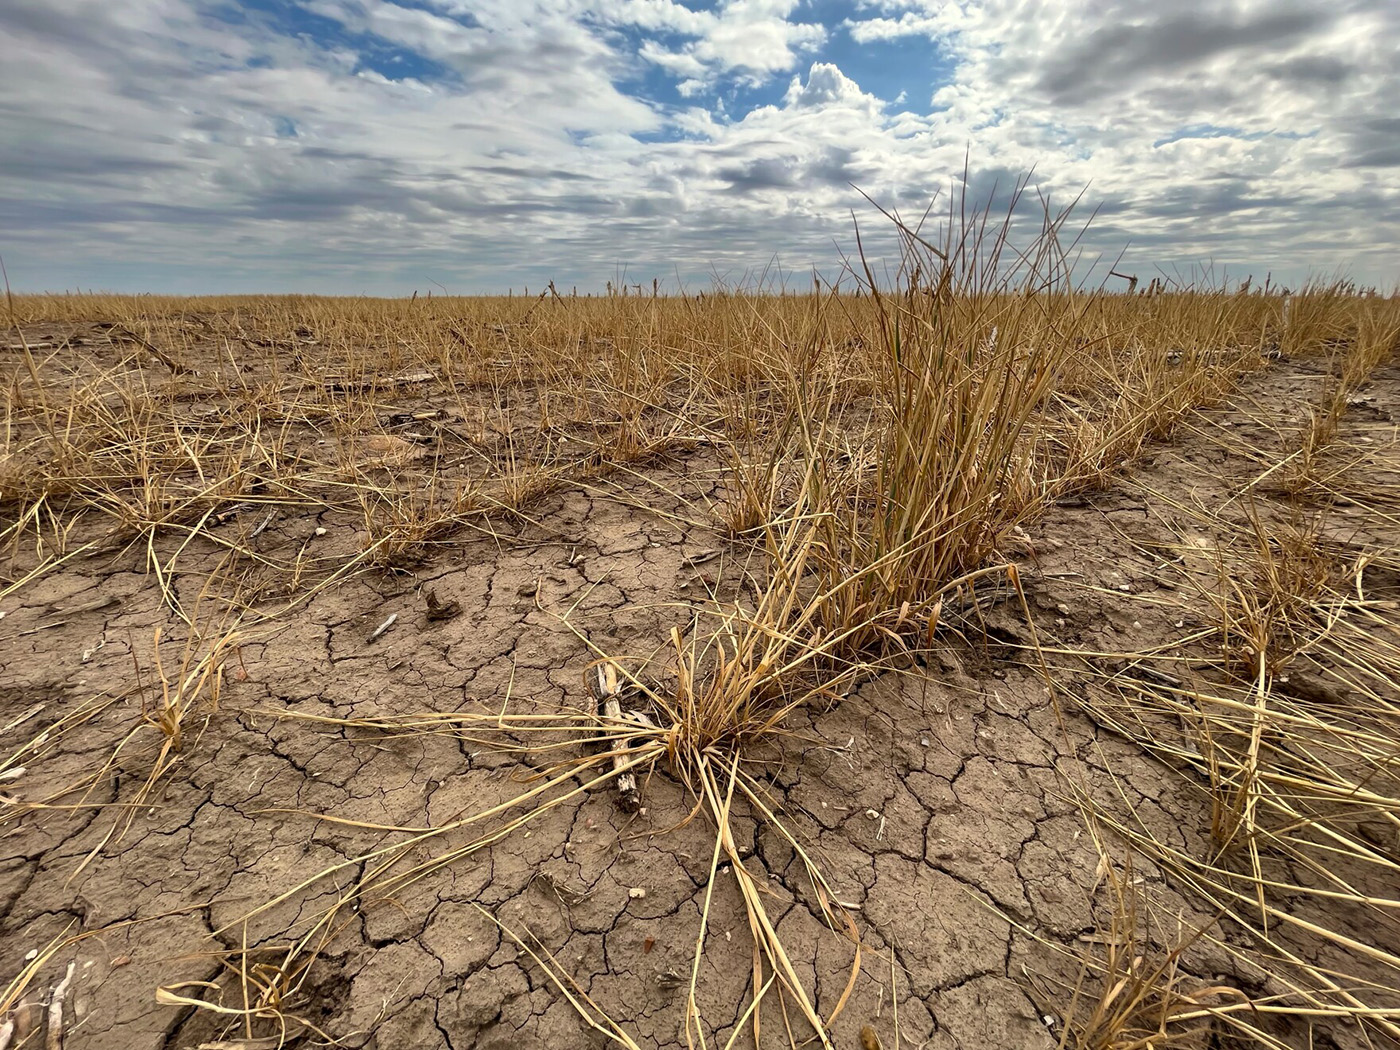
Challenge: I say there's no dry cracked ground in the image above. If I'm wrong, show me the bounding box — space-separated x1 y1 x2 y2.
2 321 1399 1050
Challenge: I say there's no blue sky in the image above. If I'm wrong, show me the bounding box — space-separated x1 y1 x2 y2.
2 0 1398 293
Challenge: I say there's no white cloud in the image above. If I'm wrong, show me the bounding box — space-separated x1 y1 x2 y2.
785 62 874 108
634 0 827 88
842 0 1400 276
640 40 709 79
845 12 946 43
0 0 1397 292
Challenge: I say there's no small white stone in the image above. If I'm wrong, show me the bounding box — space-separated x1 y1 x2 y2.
628 887 646 899
314 527 328 537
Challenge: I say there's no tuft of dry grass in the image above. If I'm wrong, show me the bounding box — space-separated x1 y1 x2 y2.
1035 859 1245 1050
0 572 244 872
1206 502 1342 686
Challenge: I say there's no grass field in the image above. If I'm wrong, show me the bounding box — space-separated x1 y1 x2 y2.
3 210 1400 1049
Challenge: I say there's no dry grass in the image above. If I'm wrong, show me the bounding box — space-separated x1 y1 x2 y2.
1 574 244 875
5 190 1400 1048
1062 364 1400 1046
1032 856 1245 1050
150 525 872 1048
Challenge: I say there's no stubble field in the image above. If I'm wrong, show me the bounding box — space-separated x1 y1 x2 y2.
3 220 1400 1050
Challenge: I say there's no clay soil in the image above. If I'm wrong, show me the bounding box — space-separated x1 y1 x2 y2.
2 312 1399 1050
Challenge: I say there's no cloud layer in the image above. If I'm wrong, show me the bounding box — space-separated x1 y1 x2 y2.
3 0 1397 292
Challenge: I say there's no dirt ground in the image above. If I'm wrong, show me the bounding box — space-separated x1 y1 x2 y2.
2 317 1398 1049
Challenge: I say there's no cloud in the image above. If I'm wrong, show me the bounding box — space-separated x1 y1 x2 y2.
1263 54 1356 85
633 0 827 88
844 12 945 43
844 0 1400 276
1342 118 1400 168
785 62 872 107
0 0 1397 292
1032 7 1326 105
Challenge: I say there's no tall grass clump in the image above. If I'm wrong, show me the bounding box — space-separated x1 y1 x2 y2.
779 181 1096 652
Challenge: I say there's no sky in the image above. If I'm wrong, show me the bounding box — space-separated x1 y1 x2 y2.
3 0 1398 294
